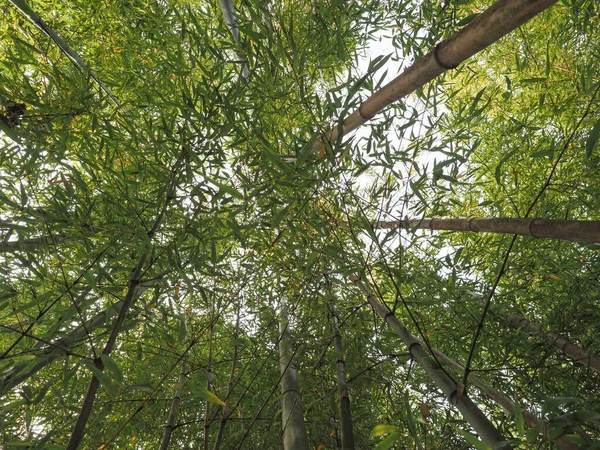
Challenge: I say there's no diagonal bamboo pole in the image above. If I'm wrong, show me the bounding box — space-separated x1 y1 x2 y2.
339 218 600 244
425 341 578 450
507 314 600 373
159 359 187 450
312 0 557 153
352 276 506 446
9 0 124 111
212 307 240 450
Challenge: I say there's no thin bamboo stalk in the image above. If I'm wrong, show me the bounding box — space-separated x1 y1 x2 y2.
66 154 183 450
312 0 557 153
352 277 505 446
329 298 355 450
159 360 187 450
204 321 215 450
339 218 600 244
279 300 310 450
212 308 240 450
507 314 600 373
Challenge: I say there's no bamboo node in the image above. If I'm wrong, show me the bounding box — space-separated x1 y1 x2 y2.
433 43 459 70
358 103 375 120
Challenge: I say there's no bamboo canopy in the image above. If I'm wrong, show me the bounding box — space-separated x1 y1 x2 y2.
352 277 506 446
338 218 600 243
507 314 600 373
312 0 558 152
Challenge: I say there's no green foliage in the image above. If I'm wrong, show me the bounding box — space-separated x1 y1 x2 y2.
0 0 598 448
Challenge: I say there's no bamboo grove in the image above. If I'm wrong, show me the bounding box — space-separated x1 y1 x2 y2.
0 0 599 448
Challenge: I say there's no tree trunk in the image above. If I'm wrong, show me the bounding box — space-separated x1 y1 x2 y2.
347 218 600 244
507 314 600 373
159 360 187 450
352 277 505 447
279 301 310 450
312 0 558 153
329 299 355 450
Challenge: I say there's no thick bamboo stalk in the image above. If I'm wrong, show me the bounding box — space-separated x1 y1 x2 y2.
279 301 310 450
352 277 505 446
312 0 557 152
507 314 600 373
329 300 355 450
340 218 600 244
159 360 187 450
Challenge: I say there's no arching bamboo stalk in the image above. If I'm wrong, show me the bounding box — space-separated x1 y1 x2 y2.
279 300 310 450
426 342 578 450
312 0 557 153
329 298 355 450
339 218 600 244
352 277 506 446
159 359 187 450
507 314 600 373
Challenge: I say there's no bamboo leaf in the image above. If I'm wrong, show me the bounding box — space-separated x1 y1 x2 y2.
458 430 491 450
100 355 123 384
586 119 600 157
370 424 400 438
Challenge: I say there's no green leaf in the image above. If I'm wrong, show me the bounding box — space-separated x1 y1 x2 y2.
586 119 600 157
458 430 491 450
526 421 544 443
514 401 525 436
87 363 117 397
370 424 400 438
100 354 123 384
542 397 579 414
374 431 400 450
192 386 226 406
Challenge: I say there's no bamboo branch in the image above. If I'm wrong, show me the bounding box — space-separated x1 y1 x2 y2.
312 0 557 152
338 218 600 243
352 277 506 446
507 314 600 373
426 343 578 450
